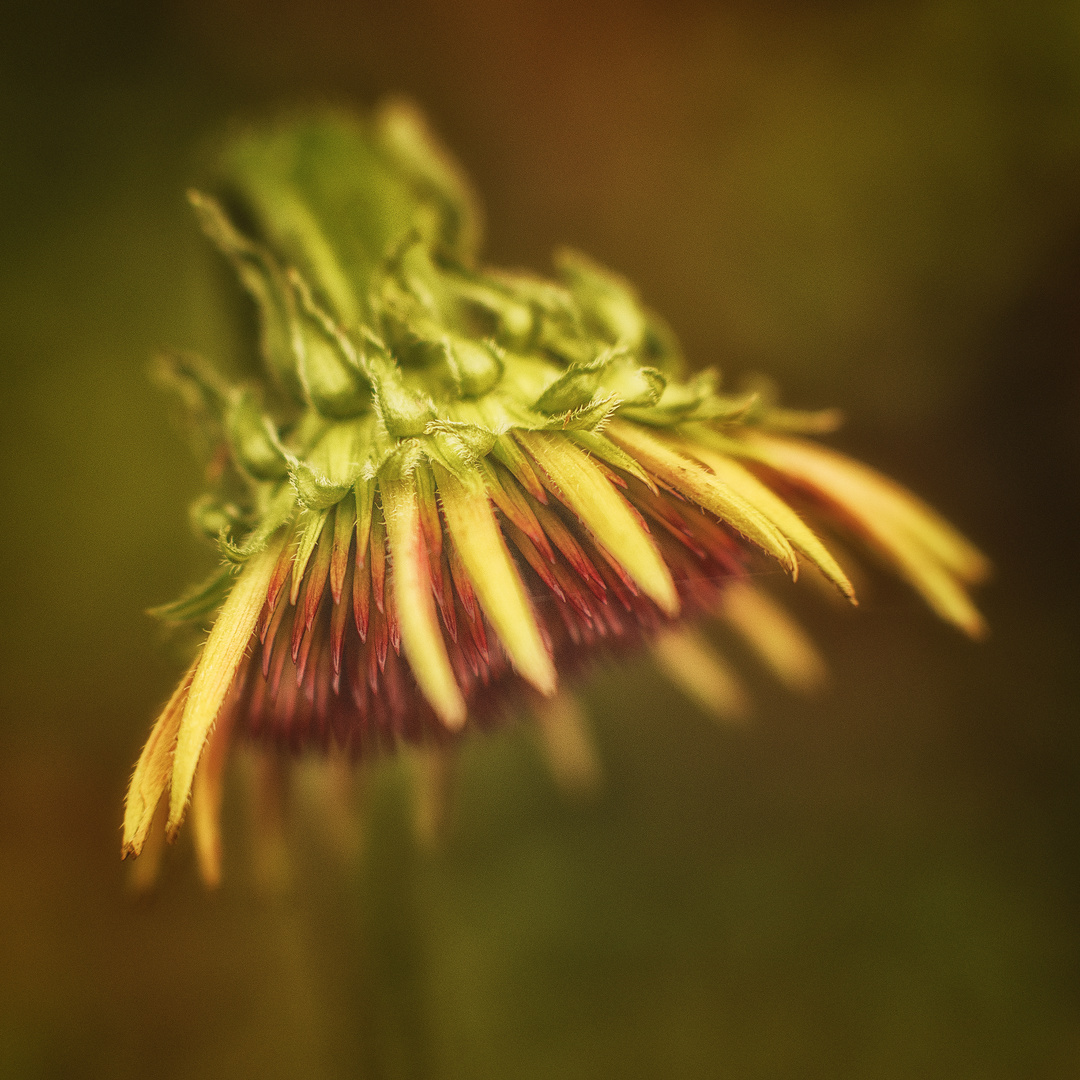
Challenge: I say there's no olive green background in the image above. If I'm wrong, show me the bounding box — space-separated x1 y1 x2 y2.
1 1 1078 1077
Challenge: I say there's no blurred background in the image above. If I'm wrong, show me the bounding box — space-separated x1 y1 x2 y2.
1 0 1079 1076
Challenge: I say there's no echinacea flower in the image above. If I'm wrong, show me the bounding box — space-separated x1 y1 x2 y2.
122 102 989 887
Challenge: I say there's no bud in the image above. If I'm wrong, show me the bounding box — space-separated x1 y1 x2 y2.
123 104 989 887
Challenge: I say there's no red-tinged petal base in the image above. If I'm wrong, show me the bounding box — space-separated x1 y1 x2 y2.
225 474 746 759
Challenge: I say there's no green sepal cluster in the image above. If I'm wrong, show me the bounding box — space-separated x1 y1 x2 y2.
157 102 833 623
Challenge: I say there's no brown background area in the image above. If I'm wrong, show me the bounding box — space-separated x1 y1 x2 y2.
0 1 1078 1076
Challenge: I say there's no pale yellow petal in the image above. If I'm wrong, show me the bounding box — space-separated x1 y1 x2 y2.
122 660 196 858
381 470 467 729
652 626 750 724
518 430 680 615
719 581 828 694
688 445 856 603
533 692 602 795
863 521 988 638
606 420 797 580
432 460 557 696
741 434 988 638
128 800 168 894
190 695 238 889
747 433 991 584
168 537 285 837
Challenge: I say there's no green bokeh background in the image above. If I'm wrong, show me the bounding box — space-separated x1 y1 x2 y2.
1 1 1079 1076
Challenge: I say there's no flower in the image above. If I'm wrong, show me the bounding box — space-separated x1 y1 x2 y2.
122 102 989 887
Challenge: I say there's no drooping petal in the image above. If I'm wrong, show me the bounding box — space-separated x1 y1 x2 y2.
652 626 750 724
122 661 196 857
518 430 679 615
687 444 857 603
737 433 989 638
168 536 286 836
491 433 548 502
480 459 555 562
190 689 239 888
752 434 990 584
380 467 467 729
432 460 556 696
719 582 828 694
128 800 168 893
606 420 798 580
533 691 601 794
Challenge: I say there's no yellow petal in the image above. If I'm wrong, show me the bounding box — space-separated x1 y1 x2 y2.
432 460 557 696
719 581 828 694
652 626 750 724
168 536 285 837
190 693 239 889
749 433 990 583
381 469 467 729
606 420 797 580
518 430 680 615
688 444 856 603
869 523 988 638
122 660 196 858
533 692 602 795
742 434 988 637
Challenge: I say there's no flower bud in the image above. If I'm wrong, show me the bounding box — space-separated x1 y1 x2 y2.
124 104 988 888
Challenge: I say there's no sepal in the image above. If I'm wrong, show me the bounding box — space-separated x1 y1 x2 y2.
147 565 234 624
187 191 304 401
289 420 372 510
374 98 483 265
218 483 297 563
190 494 248 542
289 271 370 419
365 345 438 437
620 369 758 427
226 389 290 481
555 247 647 350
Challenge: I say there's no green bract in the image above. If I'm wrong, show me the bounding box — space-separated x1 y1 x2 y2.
177 102 840 580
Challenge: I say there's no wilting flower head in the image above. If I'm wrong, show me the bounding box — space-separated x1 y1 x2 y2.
122 102 989 887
